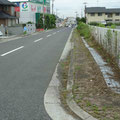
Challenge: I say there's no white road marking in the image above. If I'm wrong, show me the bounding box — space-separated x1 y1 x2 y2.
57 31 60 32
47 34 52 37
46 30 53 32
53 32 56 35
34 38 43 42
1 46 24 56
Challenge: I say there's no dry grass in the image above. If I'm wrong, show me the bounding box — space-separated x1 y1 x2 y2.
72 29 120 120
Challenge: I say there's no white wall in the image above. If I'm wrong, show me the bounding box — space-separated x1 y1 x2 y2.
19 2 47 24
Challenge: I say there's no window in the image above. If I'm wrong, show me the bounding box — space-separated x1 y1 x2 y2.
98 13 102 16
115 19 119 21
3 6 9 11
107 14 112 18
91 13 95 16
115 13 119 16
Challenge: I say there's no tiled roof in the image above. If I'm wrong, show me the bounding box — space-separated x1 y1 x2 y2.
0 0 16 6
86 7 120 13
0 11 16 19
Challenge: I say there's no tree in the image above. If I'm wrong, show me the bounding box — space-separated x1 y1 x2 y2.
76 17 86 24
36 14 56 29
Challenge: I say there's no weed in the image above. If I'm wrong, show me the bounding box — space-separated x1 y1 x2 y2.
86 100 92 107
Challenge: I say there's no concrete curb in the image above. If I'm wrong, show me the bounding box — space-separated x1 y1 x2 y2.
66 34 98 120
44 28 77 120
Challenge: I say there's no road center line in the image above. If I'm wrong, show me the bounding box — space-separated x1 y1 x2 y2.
34 38 43 42
1 46 24 56
47 34 52 37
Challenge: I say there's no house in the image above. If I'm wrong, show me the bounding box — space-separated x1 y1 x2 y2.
0 0 18 26
86 7 120 24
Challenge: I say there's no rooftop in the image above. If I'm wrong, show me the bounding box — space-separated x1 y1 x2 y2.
0 11 16 19
86 7 120 13
0 0 16 6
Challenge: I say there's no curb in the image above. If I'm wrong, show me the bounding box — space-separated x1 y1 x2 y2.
0 30 49 44
44 28 77 120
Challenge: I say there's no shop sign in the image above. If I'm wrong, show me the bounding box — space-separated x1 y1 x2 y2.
21 2 29 11
37 6 41 12
15 7 20 12
31 5 36 12
44 7 46 13
30 0 46 4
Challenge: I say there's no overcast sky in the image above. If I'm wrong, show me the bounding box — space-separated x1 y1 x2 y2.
53 0 120 18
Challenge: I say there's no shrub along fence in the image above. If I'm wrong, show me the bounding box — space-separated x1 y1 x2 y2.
91 26 120 67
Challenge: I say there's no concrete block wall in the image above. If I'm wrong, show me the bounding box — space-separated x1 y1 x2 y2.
7 26 23 35
26 24 36 34
0 26 5 35
91 26 120 67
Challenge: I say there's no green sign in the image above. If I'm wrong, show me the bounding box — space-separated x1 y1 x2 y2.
29 0 46 4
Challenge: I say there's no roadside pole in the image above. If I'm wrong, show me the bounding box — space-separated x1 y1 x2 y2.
43 0 45 30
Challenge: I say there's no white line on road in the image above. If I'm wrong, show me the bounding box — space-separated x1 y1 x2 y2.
47 34 52 37
1 46 24 56
53 32 56 35
46 30 53 32
57 31 60 32
34 38 43 43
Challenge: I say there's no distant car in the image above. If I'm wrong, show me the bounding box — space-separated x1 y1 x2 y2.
0 31 3 36
101 21 106 25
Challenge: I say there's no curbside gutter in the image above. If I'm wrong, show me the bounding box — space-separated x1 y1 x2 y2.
44 28 76 120
44 28 98 120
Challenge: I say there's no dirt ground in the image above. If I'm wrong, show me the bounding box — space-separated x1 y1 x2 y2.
71 29 120 120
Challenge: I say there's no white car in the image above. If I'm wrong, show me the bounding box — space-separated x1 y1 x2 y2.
0 31 3 36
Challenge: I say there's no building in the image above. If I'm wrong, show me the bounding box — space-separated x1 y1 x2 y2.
9 0 50 24
0 0 17 26
86 7 120 24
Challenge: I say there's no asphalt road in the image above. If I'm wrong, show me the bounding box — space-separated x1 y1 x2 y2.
0 27 72 120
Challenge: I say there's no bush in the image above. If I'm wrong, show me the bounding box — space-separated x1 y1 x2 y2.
76 17 86 24
77 22 91 39
89 22 99 26
27 21 33 24
98 23 105 27
111 24 116 29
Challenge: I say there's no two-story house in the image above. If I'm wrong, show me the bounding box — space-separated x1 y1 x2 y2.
0 0 17 26
86 7 120 24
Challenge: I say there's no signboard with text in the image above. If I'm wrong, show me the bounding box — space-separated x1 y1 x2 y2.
15 7 20 12
31 5 36 12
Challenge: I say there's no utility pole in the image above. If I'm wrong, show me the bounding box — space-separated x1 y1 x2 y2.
56 9 59 16
43 0 45 29
52 0 55 14
75 11 78 19
83 2 87 18
81 8 83 18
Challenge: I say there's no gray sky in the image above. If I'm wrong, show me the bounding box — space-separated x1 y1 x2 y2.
54 0 120 18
